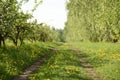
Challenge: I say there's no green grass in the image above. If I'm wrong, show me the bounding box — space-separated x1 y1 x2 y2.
2 41 119 80
28 45 91 80
70 42 120 80
0 42 60 80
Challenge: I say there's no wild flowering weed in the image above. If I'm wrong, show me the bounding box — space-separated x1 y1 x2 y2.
71 42 120 80
0 42 59 80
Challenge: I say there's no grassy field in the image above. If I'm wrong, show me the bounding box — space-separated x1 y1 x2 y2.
0 42 60 80
28 44 91 80
71 42 120 80
1 42 120 80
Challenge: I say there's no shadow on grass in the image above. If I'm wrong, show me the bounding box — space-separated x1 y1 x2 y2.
0 44 54 80
29 49 92 80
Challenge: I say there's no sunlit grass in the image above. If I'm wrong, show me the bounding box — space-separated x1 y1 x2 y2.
71 42 120 80
29 45 91 80
0 42 60 80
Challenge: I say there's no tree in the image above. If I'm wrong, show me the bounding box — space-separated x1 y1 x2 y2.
0 0 19 46
0 0 35 46
8 12 32 46
64 0 120 42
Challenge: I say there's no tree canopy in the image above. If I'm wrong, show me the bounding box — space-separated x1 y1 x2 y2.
0 0 62 46
64 0 120 42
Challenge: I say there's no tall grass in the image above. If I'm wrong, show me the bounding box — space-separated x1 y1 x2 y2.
71 42 120 80
0 42 60 80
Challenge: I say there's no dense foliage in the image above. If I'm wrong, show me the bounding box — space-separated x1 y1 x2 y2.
64 0 120 42
28 22 63 43
1 1 120 80
0 0 62 46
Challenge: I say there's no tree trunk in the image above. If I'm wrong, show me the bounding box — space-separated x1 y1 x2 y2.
0 35 5 47
14 30 20 46
20 37 24 46
2 38 5 46
0 34 2 47
14 40 18 46
0 40 1 47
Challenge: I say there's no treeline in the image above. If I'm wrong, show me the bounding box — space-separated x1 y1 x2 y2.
0 0 63 46
64 0 120 42
28 22 64 43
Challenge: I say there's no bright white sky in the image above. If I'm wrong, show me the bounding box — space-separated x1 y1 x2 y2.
21 0 68 29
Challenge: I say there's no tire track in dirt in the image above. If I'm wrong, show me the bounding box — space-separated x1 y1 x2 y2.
13 48 56 80
73 48 103 80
